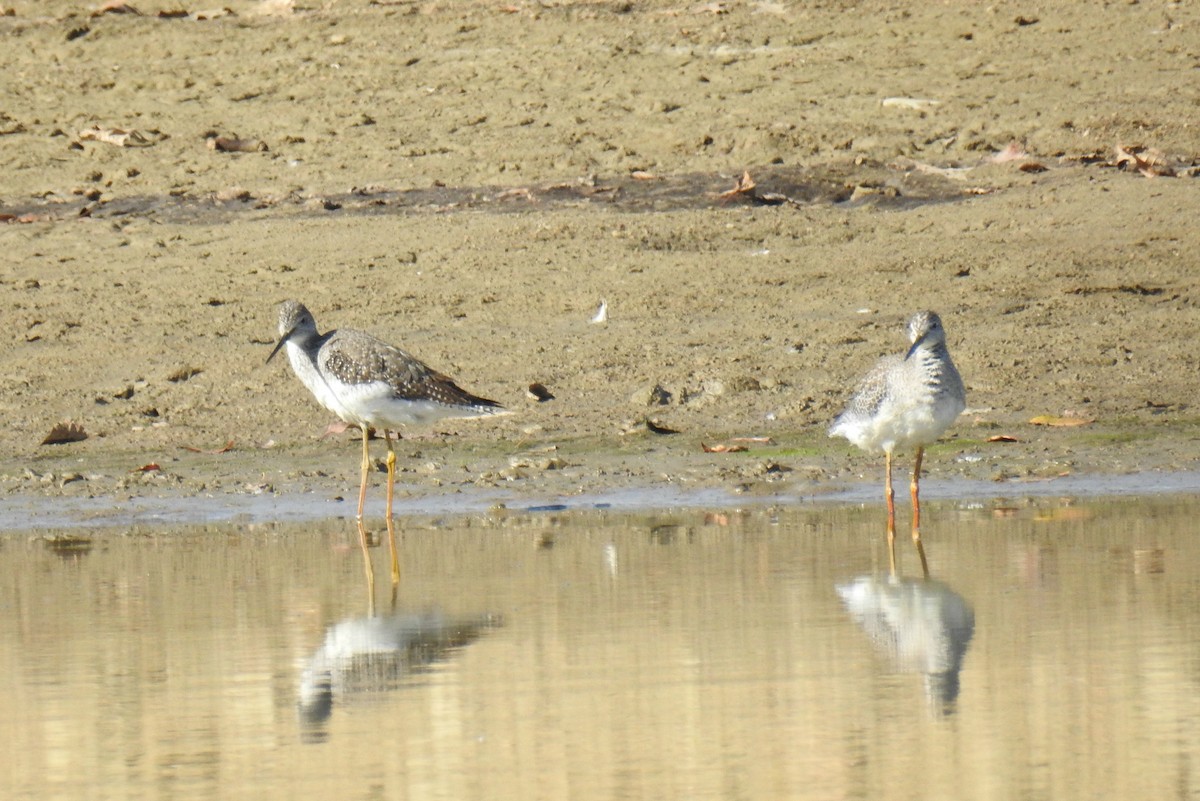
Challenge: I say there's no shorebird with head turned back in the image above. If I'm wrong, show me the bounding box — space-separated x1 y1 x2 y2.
829 311 966 567
267 300 507 588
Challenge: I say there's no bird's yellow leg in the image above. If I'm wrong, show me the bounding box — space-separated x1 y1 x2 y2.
911 446 925 545
357 424 375 601
356 425 371 525
885 450 897 573
385 430 400 588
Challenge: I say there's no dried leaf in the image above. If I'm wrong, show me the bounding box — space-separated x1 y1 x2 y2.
92 1 141 15
495 187 535 202
906 161 973 180
134 463 161 472
987 141 1028 163
1018 162 1047 173
191 7 234 20
41 421 88 445
987 434 1020 442
320 421 355 438
167 366 202 383
701 442 749 453
880 97 941 111
78 125 158 148
1114 144 1176 178
1029 415 1095 427
718 171 757 199
206 135 267 153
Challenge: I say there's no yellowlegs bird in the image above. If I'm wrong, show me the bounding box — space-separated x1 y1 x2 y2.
267 300 506 587
829 311 965 560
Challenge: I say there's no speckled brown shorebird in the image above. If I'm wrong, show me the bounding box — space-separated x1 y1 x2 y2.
829 311 966 566
268 300 506 587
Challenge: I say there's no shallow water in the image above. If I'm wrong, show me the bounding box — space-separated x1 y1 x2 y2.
2 497 1198 801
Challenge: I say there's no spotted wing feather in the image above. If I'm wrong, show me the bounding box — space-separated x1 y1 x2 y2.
321 329 503 410
832 354 900 430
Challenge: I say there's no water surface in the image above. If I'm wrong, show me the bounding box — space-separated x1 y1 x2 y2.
2 498 1197 800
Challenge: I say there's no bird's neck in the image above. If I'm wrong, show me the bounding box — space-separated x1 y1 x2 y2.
913 340 948 360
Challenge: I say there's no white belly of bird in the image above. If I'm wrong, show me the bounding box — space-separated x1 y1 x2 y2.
332 379 492 428
836 394 963 455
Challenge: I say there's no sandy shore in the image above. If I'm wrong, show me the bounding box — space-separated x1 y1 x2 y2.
1 1 1198 523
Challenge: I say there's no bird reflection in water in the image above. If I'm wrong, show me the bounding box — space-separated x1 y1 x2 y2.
297 608 502 741
837 547 974 716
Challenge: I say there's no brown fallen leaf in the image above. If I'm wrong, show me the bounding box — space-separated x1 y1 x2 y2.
701 442 749 453
41 422 88 445
181 440 235 454
134 463 161 472
206 134 268 153
527 382 555 402
78 125 158 148
167 366 202 383
495 187 535 202
190 7 235 20
718 171 756 199
987 434 1020 442
92 1 141 15
1114 144 1176 178
1018 162 1048 173
1029 415 1095 427
320 421 356 438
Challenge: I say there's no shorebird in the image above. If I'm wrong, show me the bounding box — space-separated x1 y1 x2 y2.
267 300 506 587
829 311 966 559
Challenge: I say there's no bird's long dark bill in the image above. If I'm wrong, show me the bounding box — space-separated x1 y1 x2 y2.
904 332 928 360
266 330 293 364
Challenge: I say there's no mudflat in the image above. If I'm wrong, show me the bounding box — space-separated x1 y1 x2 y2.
2 1 1197 516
